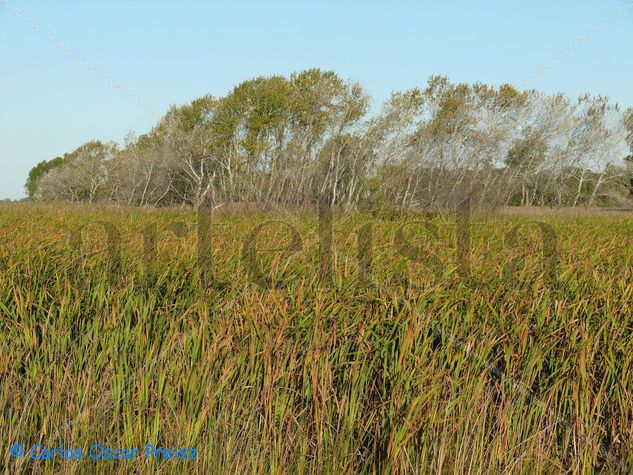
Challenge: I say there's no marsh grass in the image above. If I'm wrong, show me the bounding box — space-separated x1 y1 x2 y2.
0 203 631 473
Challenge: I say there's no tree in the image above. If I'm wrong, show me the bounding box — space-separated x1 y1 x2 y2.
206 69 370 207
106 132 175 206
370 77 527 210
36 141 116 202
25 156 67 199
152 96 220 208
505 128 549 206
24 71 633 209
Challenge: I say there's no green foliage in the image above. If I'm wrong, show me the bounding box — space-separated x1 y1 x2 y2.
24 155 66 198
177 95 216 133
506 129 548 170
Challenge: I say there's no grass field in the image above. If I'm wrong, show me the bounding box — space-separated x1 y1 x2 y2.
0 203 632 474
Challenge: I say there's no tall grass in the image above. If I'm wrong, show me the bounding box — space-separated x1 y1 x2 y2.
0 203 631 474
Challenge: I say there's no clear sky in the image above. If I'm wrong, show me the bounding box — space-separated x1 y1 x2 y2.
1 0 632 199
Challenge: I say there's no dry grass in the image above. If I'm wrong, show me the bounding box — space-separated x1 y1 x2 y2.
0 203 631 474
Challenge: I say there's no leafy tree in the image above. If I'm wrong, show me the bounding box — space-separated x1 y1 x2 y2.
25 156 66 198
37 141 116 202
24 71 633 209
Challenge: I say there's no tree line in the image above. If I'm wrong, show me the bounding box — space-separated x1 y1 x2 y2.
26 69 633 210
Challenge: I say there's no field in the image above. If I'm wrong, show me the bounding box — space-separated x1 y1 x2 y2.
0 203 632 474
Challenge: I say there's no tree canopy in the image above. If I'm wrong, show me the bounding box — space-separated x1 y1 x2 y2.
26 70 633 210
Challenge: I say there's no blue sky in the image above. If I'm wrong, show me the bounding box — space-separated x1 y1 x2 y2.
1 0 632 199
